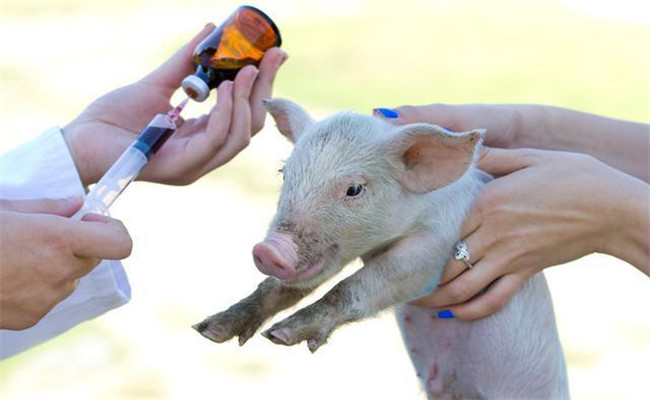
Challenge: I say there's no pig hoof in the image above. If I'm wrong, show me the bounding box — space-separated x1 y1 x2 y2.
307 337 326 353
193 321 232 343
262 325 330 352
238 325 258 346
192 322 206 332
193 305 269 346
263 327 294 346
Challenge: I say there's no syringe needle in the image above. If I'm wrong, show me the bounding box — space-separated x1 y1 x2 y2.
167 97 190 123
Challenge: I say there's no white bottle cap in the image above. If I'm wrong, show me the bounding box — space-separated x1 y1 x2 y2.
181 75 210 102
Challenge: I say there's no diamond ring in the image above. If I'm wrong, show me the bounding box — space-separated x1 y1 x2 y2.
454 241 473 269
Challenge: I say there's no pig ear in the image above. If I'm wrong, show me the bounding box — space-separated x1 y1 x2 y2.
387 124 485 193
262 98 315 143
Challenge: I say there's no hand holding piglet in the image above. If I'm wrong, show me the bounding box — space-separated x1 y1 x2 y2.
377 104 650 319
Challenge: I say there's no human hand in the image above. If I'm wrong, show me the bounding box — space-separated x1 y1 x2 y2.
63 23 288 187
411 147 649 320
0 197 133 330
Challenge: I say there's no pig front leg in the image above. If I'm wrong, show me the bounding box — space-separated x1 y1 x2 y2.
263 235 448 352
193 277 313 346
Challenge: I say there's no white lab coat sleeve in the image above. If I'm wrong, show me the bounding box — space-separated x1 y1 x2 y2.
0 127 131 359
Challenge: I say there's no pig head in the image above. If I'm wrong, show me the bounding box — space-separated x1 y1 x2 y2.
253 98 483 289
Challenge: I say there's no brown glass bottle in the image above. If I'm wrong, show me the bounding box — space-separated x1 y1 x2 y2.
182 6 282 102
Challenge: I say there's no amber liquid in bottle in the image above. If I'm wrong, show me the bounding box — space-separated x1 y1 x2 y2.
185 6 281 99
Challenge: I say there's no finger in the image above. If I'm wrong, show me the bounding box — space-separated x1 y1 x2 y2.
249 48 288 133
0 196 83 216
67 217 133 260
174 114 209 138
395 104 460 127
373 104 464 130
176 80 234 174
448 274 524 320
80 213 113 223
197 65 258 174
439 228 487 286
416 257 501 308
141 23 215 95
478 147 539 177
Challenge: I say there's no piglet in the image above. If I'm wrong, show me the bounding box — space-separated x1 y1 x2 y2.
194 99 569 399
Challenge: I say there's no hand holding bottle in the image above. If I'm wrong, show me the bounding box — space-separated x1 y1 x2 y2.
63 23 288 187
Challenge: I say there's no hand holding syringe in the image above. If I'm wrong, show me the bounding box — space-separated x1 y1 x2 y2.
72 98 189 220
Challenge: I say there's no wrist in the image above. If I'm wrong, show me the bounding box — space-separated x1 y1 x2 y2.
61 122 95 187
509 104 554 149
600 172 650 274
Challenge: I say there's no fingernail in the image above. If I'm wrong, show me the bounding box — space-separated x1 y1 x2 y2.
277 50 289 67
373 108 399 119
217 80 232 93
443 126 455 133
247 65 259 76
437 310 455 319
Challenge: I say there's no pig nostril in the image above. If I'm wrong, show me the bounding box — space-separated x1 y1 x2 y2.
253 241 296 279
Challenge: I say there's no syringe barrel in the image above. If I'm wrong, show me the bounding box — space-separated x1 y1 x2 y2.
72 112 178 220
133 113 178 159
72 146 148 220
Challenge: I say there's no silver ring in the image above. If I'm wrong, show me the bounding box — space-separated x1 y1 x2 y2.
454 241 473 269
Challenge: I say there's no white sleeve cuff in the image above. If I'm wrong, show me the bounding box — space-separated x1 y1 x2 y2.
0 127 131 359
0 126 85 199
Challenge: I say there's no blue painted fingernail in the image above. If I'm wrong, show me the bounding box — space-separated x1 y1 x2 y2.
443 126 455 132
373 108 399 118
437 310 455 319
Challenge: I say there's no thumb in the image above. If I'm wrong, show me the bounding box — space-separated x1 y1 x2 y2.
141 23 215 96
0 196 83 216
478 147 539 177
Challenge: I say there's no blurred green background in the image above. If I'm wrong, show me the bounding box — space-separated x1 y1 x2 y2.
1 0 649 399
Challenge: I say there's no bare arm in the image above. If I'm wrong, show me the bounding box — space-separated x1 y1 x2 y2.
520 106 650 182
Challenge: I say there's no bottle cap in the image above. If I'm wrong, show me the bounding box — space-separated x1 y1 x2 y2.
181 75 210 102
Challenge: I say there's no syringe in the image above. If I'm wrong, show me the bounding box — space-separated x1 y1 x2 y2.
72 98 190 220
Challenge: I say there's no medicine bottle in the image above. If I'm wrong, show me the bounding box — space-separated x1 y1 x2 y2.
182 6 282 102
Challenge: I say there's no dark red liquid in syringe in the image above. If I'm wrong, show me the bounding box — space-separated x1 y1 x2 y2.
133 98 188 159
135 126 175 159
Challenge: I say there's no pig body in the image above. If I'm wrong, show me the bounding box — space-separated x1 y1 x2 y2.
194 99 569 399
399 274 568 399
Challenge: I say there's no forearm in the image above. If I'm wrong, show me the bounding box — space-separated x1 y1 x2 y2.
602 175 650 275
517 105 650 182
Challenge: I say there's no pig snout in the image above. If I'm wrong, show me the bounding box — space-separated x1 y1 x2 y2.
253 233 299 280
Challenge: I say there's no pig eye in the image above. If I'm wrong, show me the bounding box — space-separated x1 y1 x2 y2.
346 184 364 197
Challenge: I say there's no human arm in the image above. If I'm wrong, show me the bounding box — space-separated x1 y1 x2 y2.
411 147 649 319
0 198 132 330
63 23 288 187
380 104 650 182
